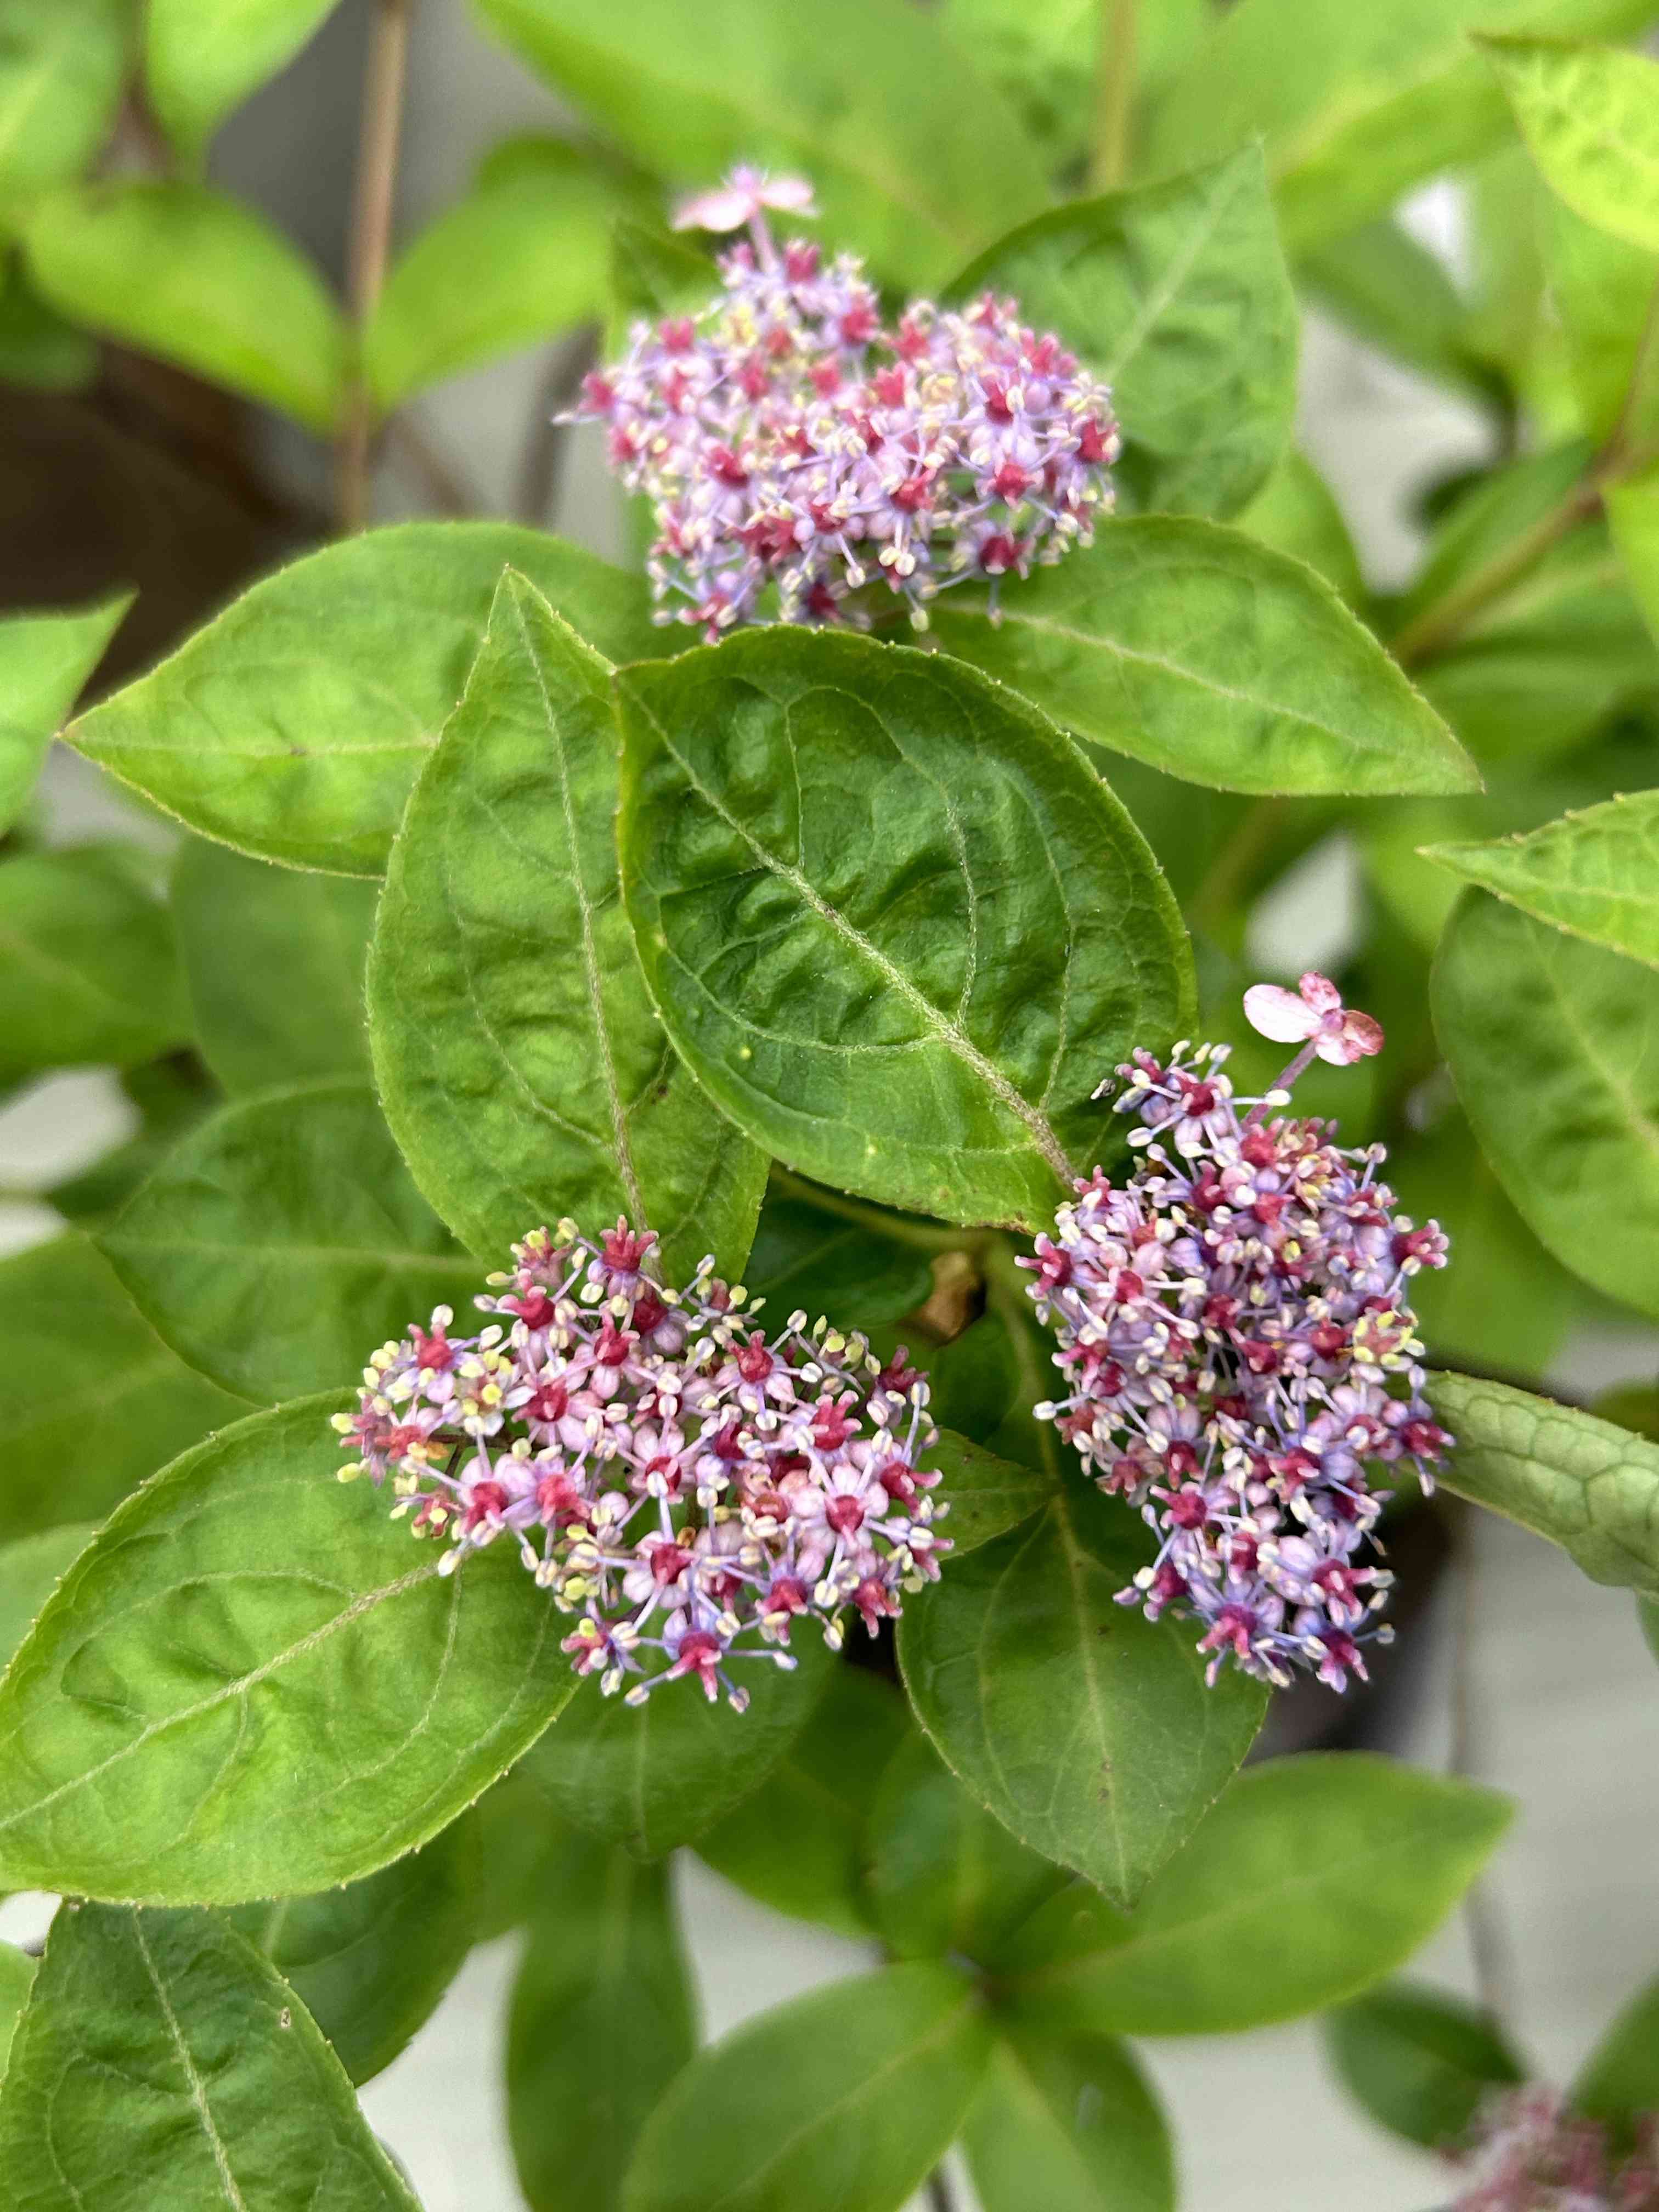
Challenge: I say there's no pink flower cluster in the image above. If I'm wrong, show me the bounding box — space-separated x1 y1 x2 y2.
571 166 1118 638
1023 977 1451 1693
335 1220 947 1710
1452 2088 1659 2209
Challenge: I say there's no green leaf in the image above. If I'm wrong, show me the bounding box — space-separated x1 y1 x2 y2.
472 0 1048 292
938 0 1206 162
741 1179 935 1337
1485 35 1659 256
607 218 712 353
898 1483 1267 1912
226 1812 479 2086
0 1903 421 2210
0 0 129 215
0 593 129 834
146 0 341 165
369 570 765 1283
617 628 1194 1232
1433 891 1659 1321
932 520 1479 798
1611 464 1659 645
0 1525 95 1672
0 1940 33 2085
1323 1981 1525 2149
0 1234 245 1543
947 149 1296 521
0 1395 575 1901
172 839 378 1094
1572 1971 1659 2141
1237 450 1365 608
1546 201 1659 448
368 139 625 405
695 1662 911 1938
0 257 99 392
70 523 667 875
1425 791 1659 969
0 845 190 1087
620 1960 992 2212
1427 1370 1659 1596
47 1054 223 1228
1003 1754 1514 2036
930 1427 1057 1557
962 2024 1174 2212
509 1833 697 2212
518 1632 836 1860
26 182 348 431
1299 218 1496 405
1643 1593 1659 1660
97 1080 479 1403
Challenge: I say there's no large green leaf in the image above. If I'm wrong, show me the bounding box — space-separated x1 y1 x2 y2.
369 571 765 1282
0 258 99 391
0 0 129 215
69 523 667 876
1547 200 1659 448
97 1080 479 1403
1572 1972 1659 2142
0 1395 575 1901
962 2025 1174 2212
226 1812 479 2086
47 1055 222 1229
1428 1370 1659 1595
146 0 341 165
1323 1981 1525 2149
1003 1754 1513 2035
620 1961 992 2212
616 628 1194 1232
1433 891 1659 1321
509 1833 697 2212
931 520 1478 798
26 182 347 431
947 148 1295 521
1425 792 1659 969
0 1235 245 1543
929 1426 1057 1557
1486 35 1659 255
741 1178 934 1336
0 1903 421 2210
172 839 378 1094
899 1482 1268 1912
0 1525 95 1672
0 845 190 1087
472 0 1048 292
1237 450 1365 608
0 1941 32 2085
0 593 129 835
937 0 1206 162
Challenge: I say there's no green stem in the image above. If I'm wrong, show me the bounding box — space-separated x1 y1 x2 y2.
1088 0 1138 193
336 0 412 533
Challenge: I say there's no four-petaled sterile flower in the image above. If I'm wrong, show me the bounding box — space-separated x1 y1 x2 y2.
673 164 818 235
1243 969 1386 1074
1449 2085 1659 2210
334 1219 949 1711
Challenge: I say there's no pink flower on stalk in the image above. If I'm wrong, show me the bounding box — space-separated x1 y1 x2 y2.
1243 970 1386 1068
673 164 818 234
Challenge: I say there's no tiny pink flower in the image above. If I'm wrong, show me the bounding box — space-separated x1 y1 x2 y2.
672 165 817 234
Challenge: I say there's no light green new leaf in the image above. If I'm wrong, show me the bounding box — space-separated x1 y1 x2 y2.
147 0 341 165
947 148 1297 521
26 182 347 431
1323 1981 1525 2150
741 1179 934 1337
472 0 1048 292
607 218 712 352
1434 891 1659 1321
98 1080 479 1403
1237 451 1365 608
0 0 129 214
0 593 129 834
0 1235 246 1544
1005 1754 1513 2036
70 523 667 875
370 571 765 1281
1573 1972 1659 2142
1425 791 1659 969
898 1484 1267 1912
1546 202 1659 448
1486 35 1659 255
172 839 377 1094
0 845 190 1088
617 628 1193 1232
1428 1370 1659 1595
0 1525 96 1672
227 1812 479 2086
0 1904 421 2211
621 1961 992 2212
0 1941 33 2085
1608 464 1659 647
509 1834 697 2212
0 1395 575 1901
932 520 1478 798
962 2025 1174 2212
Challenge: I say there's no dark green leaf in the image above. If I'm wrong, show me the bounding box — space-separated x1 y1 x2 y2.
471 1763 583 1940
0 1903 421 2210
369 570 765 1282
69 523 668 875
227 1812 479 2086
1425 792 1659 969
742 1178 935 1337
0 258 99 392
962 2024 1174 2212
947 149 1296 520
0 0 129 213
98 1079 479 1402
0 1395 575 1901
0 594 129 834
930 1427 1057 1556
1323 1981 1525 2149
932 520 1478 797
509 1833 697 2212
1003 1754 1513 2035
0 1941 32 2084
0 1525 95 1672
1427 1370 1659 1596
617 628 1193 1232
1238 451 1365 608
1484 35 1659 255
147 0 342 165
47 1053 223 1227
1573 1972 1659 2142
620 1961 992 2212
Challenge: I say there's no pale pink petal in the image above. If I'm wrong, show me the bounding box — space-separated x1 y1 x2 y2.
672 183 760 233
1243 983 1322 1045
1314 1010 1385 1065
759 174 817 216
1297 971 1343 1013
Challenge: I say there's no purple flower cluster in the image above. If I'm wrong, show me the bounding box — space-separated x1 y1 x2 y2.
335 1219 947 1710
1023 976 1451 1693
1451 2087 1659 2209
571 166 1118 638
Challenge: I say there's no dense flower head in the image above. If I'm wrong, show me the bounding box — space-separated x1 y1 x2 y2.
1023 977 1451 1693
1451 2087 1659 2209
570 166 1118 639
334 1218 947 1710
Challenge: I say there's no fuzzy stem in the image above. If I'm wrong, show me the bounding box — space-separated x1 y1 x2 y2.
1089 0 1138 193
336 0 412 533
